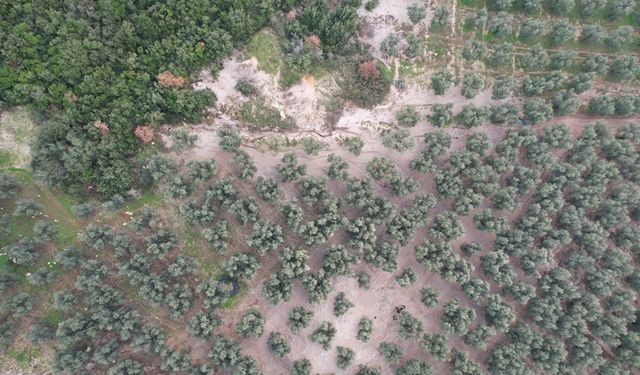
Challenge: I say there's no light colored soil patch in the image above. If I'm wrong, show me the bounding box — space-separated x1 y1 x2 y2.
0 107 36 168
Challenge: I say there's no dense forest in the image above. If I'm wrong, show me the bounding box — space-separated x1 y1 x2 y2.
0 0 300 196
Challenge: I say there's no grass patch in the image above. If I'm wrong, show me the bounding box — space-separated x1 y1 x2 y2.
0 150 15 167
246 30 284 76
10 347 41 368
238 100 296 131
127 190 163 211
45 308 65 325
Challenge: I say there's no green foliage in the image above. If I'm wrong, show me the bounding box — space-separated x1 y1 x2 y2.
462 72 485 99
235 79 257 96
209 335 242 368
431 69 453 95
395 267 418 286
235 309 264 338
288 307 313 333
380 33 401 57
357 317 374 342
431 5 451 28
247 221 284 255
488 12 514 40
395 106 421 127
3 292 33 317
336 346 355 369
609 55 638 81
519 19 544 42
492 75 516 100
379 341 405 365
327 154 349 181
423 333 450 361
549 19 576 46
202 220 229 253
268 332 291 358
398 310 424 340
457 105 488 128
333 292 354 316
407 4 427 24
338 136 365 155
224 252 261 280
462 39 487 62
188 310 221 339
464 324 495 349
0 173 20 199
396 359 432 375
357 365 382 375
429 104 454 128
523 98 553 124
261 272 292 304
277 153 307 183
171 128 198 151
485 294 515 331
382 129 415 152
292 359 312 375
365 241 399 272
218 128 243 152
310 321 336 350
441 299 476 334
233 150 257 180
256 176 282 202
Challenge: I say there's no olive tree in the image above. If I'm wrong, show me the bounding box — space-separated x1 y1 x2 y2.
247 221 284 255
398 311 425 340
288 307 313 333
334 292 354 316
277 153 307 182
379 342 405 365
310 321 336 350
422 333 450 361
268 332 291 358
407 4 427 24
357 317 374 342
441 299 476 334
235 309 265 338
429 104 453 128
431 69 453 95
462 72 485 99
256 177 282 202
336 346 355 369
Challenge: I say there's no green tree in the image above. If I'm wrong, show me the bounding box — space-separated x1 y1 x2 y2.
334 292 354 316
268 332 291 358
431 69 453 95
379 342 405 365
357 317 374 342
288 307 313 333
395 106 421 127
462 72 485 99
310 321 336 350
549 19 576 46
441 299 476 334
395 267 418 286
423 333 450 361
398 311 425 340
292 359 312 375
236 309 265 338
336 346 355 369
407 4 427 24
429 104 454 128
431 6 451 28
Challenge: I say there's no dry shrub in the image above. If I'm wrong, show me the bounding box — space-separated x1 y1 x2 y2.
134 125 154 144
157 70 188 88
358 60 380 80
94 120 109 136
